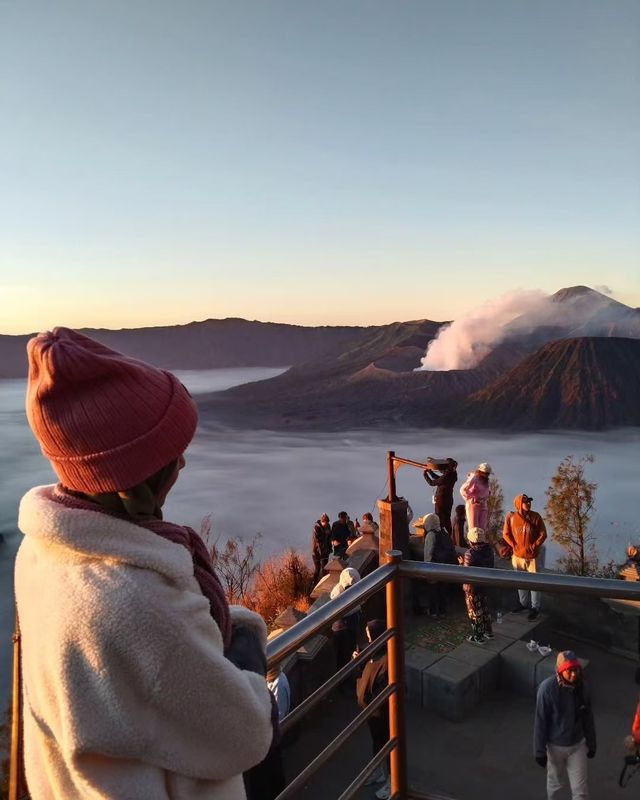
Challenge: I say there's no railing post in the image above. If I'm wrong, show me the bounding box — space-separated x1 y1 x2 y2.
387 450 397 502
385 550 407 799
9 613 26 800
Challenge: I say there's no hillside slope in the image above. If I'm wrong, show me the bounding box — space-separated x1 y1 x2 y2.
450 337 640 430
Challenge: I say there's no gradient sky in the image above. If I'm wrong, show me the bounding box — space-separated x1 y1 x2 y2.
1 0 639 333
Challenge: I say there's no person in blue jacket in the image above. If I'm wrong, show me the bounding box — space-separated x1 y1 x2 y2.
534 650 596 800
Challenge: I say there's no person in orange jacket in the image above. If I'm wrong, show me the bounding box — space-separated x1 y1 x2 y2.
624 671 640 755
502 493 547 620
632 698 640 747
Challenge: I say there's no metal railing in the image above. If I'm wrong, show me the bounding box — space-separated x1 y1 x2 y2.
267 553 640 800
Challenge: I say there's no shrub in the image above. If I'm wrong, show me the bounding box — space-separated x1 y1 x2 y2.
248 550 314 628
201 515 313 628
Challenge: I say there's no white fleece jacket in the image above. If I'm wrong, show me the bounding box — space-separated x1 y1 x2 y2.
16 486 273 800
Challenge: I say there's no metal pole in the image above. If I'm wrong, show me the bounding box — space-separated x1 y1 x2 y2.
387 450 397 503
385 550 407 798
9 612 25 800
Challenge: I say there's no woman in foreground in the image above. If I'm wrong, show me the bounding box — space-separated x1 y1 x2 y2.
16 328 273 799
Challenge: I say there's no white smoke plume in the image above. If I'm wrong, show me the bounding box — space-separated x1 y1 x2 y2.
418 290 551 371
594 284 613 295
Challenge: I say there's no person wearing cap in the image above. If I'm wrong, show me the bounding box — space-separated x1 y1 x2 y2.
16 328 273 800
460 463 492 531
503 493 547 620
311 513 332 584
534 650 596 799
461 527 495 644
423 458 458 536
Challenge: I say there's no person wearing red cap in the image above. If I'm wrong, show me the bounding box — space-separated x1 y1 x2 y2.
16 328 274 799
534 650 596 799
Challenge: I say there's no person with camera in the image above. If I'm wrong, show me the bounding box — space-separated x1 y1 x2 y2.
423 458 458 535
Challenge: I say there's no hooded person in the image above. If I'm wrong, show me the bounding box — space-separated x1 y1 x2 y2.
461 527 495 644
460 463 492 531
502 493 547 620
330 567 362 670
534 650 596 799
16 328 273 800
414 513 456 618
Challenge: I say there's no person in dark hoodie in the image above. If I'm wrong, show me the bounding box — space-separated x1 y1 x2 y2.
502 493 547 620
461 526 495 644
534 650 596 800
451 503 468 548
423 458 458 535
331 511 352 558
311 513 332 584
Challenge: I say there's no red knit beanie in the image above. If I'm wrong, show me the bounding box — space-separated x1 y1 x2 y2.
556 650 581 674
26 327 198 493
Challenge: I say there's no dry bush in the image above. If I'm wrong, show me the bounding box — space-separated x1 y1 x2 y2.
247 550 314 628
201 514 314 627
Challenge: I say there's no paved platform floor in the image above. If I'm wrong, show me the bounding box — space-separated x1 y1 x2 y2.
282 612 640 799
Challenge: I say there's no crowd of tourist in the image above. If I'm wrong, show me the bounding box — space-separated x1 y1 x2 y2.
312 457 549 648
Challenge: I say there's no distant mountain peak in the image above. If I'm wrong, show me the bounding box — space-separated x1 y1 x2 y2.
552 285 607 302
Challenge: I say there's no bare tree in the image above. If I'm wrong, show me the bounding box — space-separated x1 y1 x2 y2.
486 474 505 545
201 514 261 604
544 454 597 576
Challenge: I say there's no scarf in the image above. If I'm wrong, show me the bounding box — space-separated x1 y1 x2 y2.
53 482 232 650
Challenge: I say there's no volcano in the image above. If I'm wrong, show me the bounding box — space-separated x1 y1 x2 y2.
450 337 640 430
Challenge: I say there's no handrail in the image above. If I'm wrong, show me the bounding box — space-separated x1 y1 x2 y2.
276 684 396 800
267 562 395 664
280 628 393 734
398 560 640 600
269 562 640 669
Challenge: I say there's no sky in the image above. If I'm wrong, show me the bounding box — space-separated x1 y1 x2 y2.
1 0 639 333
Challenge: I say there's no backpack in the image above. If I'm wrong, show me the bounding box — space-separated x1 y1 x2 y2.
433 529 458 565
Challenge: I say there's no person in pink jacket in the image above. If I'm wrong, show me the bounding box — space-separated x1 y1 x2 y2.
460 463 492 530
